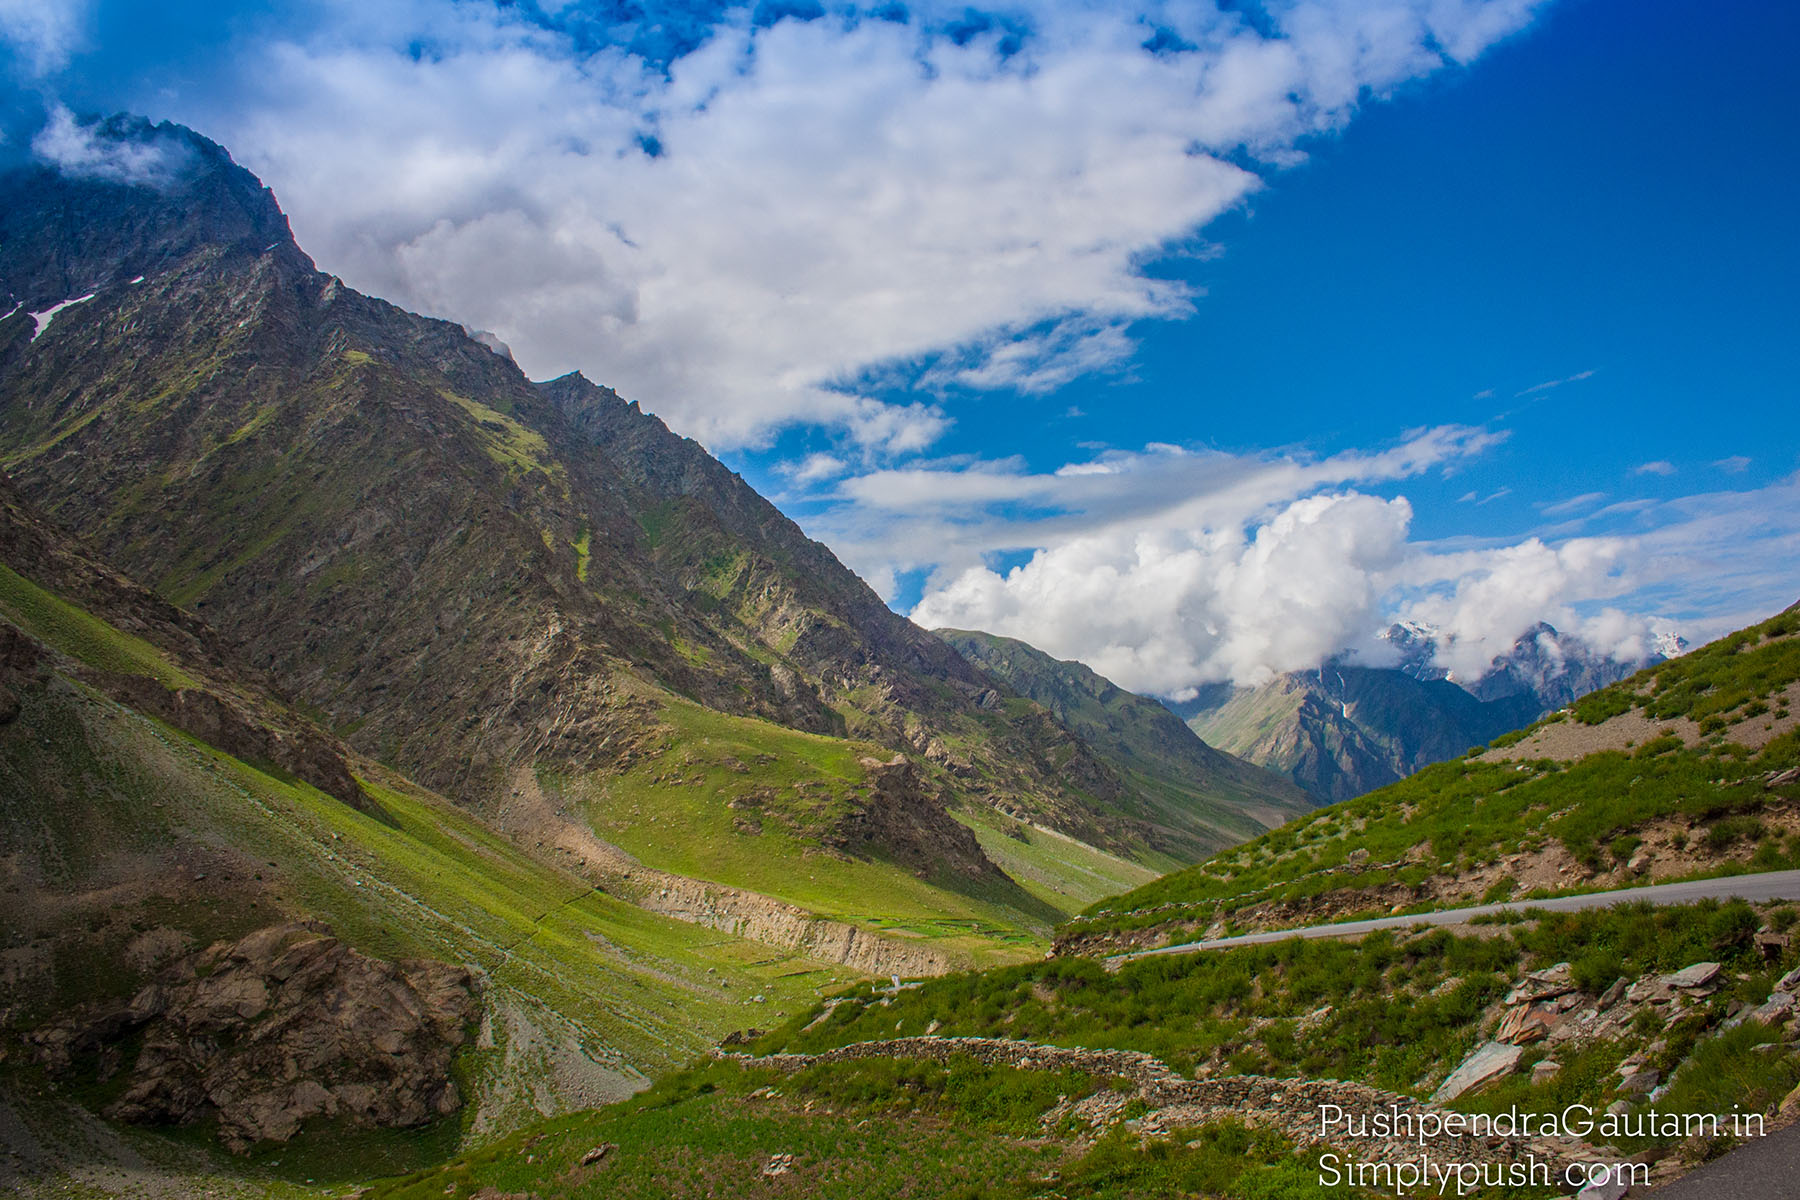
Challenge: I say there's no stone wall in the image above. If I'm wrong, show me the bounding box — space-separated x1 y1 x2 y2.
728 1035 1595 1172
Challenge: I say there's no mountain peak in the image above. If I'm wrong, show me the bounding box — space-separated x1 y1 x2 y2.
0 112 304 311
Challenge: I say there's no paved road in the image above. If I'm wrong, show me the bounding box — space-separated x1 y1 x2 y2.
1110 869 1800 965
1644 1119 1800 1198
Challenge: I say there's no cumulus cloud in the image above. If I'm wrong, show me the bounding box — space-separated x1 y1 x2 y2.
915 490 1413 692
107 0 1550 451
1390 536 1639 679
873 438 1797 695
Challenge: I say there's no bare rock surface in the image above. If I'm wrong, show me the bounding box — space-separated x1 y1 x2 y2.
28 921 478 1151
1432 1041 1523 1101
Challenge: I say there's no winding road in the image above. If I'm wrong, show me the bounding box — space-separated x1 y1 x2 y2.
1109 869 1800 965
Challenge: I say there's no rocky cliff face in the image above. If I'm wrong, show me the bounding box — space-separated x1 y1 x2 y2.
28 922 478 1153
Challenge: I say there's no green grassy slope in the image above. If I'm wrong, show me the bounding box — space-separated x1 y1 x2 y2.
0 666 850 1076
555 694 1060 959
360 1057 1349 1200
1062 603 1800 953
936 630 1315 858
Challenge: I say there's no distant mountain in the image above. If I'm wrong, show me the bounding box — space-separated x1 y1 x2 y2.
1170 666 1540 804
1070 599 1800 956
1170 623 1665 803
1379 619 1680 708
936 630 1315 855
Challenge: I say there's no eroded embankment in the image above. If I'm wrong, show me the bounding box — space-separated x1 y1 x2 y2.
499 766 957 977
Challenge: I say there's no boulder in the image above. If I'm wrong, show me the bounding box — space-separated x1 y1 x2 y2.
29 922 479 1152
1662 962 1723 991
1498 1006 1555 1045
1505 962 1576 1006
1432 1042 1522 1102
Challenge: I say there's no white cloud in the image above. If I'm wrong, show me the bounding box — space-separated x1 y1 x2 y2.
915 490 1413 691
0 0 89 77
118 0 1550 451
1633 460 1677 476
1537 490 1606 517
784 453 850 485
1391 535 1639 679
1713 455 1751 473
885 436 1798 695
31 106 196 187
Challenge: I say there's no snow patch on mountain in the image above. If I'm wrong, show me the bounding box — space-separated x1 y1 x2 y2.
30 293 95 341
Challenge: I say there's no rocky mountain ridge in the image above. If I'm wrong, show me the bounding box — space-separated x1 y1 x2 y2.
0 115 1231 880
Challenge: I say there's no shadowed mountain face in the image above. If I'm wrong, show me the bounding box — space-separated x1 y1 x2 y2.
935 629 1315 855
0 116 1185 868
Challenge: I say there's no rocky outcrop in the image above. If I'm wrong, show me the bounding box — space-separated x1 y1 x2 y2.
106 675 379 817
825 755 1004 885
28 922 479 1152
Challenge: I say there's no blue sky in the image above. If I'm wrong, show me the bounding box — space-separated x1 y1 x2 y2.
2 1 1795 694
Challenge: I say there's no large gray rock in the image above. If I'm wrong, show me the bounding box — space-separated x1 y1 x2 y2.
1432 1041 1522 1102
29 922 479 1152
1663 962 1723 990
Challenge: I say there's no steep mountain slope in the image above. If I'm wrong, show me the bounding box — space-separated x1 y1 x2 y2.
0 116 1192 917
1065 600 1800 955
0 472 861 1159
935 629 1313 855
1174 664 1540 803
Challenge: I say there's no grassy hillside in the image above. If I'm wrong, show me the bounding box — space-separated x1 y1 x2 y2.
1063 602 1800 954
350 895 1800 1200
936 630 1314 859
553 693 1062 957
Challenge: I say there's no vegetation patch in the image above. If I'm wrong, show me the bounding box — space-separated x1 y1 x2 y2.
0 565 197 688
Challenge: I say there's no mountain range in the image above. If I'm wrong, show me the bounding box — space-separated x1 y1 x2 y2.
0 115 1308 1067
1169 622 1664 803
